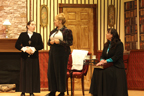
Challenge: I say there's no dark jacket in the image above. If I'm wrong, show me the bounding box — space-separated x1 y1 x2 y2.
101 41 124 68
47 26 73 54
15 32 43 59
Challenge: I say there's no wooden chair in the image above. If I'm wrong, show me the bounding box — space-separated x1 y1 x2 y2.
123 52 130 74
66 52 91 96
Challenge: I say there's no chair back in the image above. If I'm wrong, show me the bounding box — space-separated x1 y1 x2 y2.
123 53 129 74
82 52 91 76
67 54 72 71
67 52 91 76
96 51 102 61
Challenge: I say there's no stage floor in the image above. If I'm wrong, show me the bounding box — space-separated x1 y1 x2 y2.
0 90 144 96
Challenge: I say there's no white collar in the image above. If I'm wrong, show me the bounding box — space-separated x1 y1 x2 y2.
28 30 33 34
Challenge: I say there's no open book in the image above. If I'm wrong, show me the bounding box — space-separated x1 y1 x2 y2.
92 62 113 69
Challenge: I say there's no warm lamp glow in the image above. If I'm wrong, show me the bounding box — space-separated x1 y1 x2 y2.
3 19 11 38
3 19 11 26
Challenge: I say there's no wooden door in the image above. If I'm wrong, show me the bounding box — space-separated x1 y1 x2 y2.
63 8 93 90
59 4 97 91
63 8 93 54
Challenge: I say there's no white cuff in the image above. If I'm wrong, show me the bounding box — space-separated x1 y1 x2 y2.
21 47 27 52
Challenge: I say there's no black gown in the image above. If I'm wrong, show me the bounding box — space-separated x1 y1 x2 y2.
47 26 73 92
15 32 43 93
89 41 128 96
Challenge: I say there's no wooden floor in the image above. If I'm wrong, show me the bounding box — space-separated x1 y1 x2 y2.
0 90 144 96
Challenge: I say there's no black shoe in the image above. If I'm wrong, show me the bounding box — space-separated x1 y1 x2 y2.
21 93 25 96
30 93 34 96
45 92 55 96
58 92 64 96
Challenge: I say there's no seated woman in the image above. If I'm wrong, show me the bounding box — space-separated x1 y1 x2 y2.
89 28 128 96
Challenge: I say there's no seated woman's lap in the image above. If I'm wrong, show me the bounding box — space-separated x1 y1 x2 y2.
90 66 117 96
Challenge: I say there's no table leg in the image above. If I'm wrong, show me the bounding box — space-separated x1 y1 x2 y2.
90 64 92 78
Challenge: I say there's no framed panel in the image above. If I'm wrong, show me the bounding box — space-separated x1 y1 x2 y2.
40 5 48 27
108 5 115 27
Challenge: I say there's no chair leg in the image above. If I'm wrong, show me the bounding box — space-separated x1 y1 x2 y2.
81 76 84 96
72 77 74 96
66 77 69 95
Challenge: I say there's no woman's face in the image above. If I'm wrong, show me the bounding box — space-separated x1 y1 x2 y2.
54 16 62 27
106 30 113 41
27 21 36 32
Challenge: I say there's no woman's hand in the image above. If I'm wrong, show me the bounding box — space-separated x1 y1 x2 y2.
100 59 106 63
54 39 60 44
96 62 104 66
100 59 107 63
103 60 107 63
96 60 107 66
50 40 54 44
25 47 32 54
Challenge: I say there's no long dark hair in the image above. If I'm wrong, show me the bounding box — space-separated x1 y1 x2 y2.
104 28 121 49
26 20 34 30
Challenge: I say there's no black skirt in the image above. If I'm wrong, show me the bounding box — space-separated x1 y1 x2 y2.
19 57 40 93
48 44 69 92
89 66 128 96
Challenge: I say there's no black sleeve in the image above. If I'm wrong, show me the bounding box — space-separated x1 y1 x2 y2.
15 33 23 51
100 47 106 60
59 29 73 46
47 38 52 46
111 42 124 62
47 31 53 46
35 34 44 50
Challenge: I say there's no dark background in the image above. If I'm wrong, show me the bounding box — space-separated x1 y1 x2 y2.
0 52 21 91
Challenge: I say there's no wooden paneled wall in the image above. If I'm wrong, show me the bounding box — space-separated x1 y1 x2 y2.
26 0 123 51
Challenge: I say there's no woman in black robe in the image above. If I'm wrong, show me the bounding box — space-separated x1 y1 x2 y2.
15 20 43 96
89 29 128 96
46 13 73 96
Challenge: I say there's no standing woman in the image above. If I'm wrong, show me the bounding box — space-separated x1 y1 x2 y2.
46 13 73 96
89 29 128 96
15 20 43 96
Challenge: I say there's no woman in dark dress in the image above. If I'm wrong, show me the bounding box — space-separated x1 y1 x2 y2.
46 13 73 96
89 29 128 96
15 20 43 96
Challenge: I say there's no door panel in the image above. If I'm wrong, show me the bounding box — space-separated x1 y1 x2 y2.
80 25 89 48
67 25 77 49
63 8 93 53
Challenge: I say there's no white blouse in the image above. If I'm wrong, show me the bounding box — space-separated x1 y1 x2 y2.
28 31 33 38
50 30 63 41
